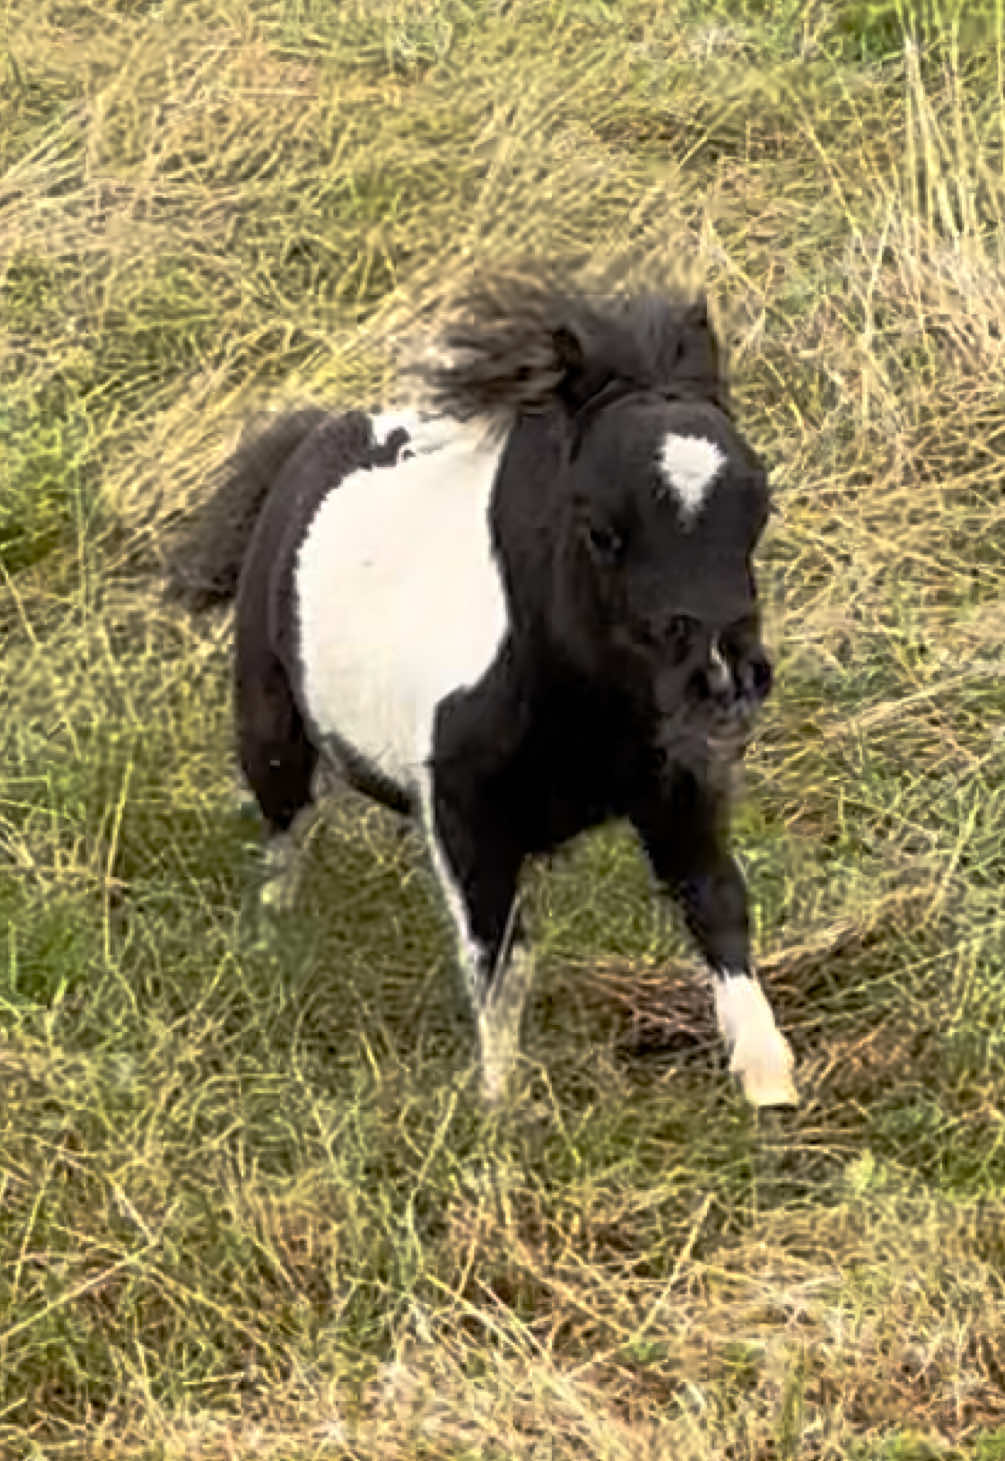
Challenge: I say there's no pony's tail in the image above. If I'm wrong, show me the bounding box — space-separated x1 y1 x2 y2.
166 407 329 610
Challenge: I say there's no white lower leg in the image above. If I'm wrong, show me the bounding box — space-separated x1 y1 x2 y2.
259 832 299 912
713 970 797 1107
477 946 536 1104
258 805 321 913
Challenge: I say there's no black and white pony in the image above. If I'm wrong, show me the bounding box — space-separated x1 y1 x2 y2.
169 273 797 1108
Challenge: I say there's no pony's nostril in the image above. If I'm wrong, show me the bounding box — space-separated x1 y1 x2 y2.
750 655 773 696
735 653 772 700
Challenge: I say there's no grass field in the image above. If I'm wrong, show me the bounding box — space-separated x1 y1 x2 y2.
3 1 1005 1455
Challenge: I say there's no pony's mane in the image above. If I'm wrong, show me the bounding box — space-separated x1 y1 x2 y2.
411 269 728 428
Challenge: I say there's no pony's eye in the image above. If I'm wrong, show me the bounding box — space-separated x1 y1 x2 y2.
587 523 622 560
665 616 695 661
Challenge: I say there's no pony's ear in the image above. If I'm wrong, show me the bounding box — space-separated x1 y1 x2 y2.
685 295 709 329
553 322 602 415
553 324 586 376
675 294 721 389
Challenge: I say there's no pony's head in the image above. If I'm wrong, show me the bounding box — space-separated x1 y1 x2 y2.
416 271 773 762
560 390 772 763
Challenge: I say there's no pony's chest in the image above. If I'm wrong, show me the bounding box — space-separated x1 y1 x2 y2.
491 692 652 851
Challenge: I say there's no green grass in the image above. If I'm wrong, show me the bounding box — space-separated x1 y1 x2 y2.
3 0 1005 1455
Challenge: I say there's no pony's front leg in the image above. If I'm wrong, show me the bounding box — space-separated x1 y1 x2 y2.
631 774 797 1108
476 940 536 1105
419 767 531 1103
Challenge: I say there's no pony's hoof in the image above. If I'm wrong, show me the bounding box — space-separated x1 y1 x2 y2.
478 1060 513 1107
259 872 297 916
256 831 300 915
731 1031 798 1108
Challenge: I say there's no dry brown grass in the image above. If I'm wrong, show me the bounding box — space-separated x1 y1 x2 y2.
3 2 1005 1457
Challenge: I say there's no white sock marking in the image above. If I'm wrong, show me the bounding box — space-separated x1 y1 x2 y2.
258 804 324 914
478 945 536 1104
259 831 298 913
713 970 797 1107
659 433 724 527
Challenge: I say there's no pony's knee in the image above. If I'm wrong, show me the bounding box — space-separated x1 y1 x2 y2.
236 653 318 832
239 735 317 832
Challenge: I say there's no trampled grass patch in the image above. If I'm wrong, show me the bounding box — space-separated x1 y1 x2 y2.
2 0 1004 1456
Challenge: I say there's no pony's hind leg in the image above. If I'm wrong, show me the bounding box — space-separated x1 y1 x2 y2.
236 650 319 912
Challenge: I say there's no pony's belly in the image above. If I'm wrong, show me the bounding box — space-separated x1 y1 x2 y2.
293 425 508 790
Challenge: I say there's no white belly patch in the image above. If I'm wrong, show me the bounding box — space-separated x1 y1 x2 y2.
294 415 509 789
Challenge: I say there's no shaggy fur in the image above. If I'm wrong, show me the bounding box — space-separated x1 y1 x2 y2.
413 271 727 430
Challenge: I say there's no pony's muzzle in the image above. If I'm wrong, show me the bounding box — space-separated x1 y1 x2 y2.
687 643 772 759
689 647 770 710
